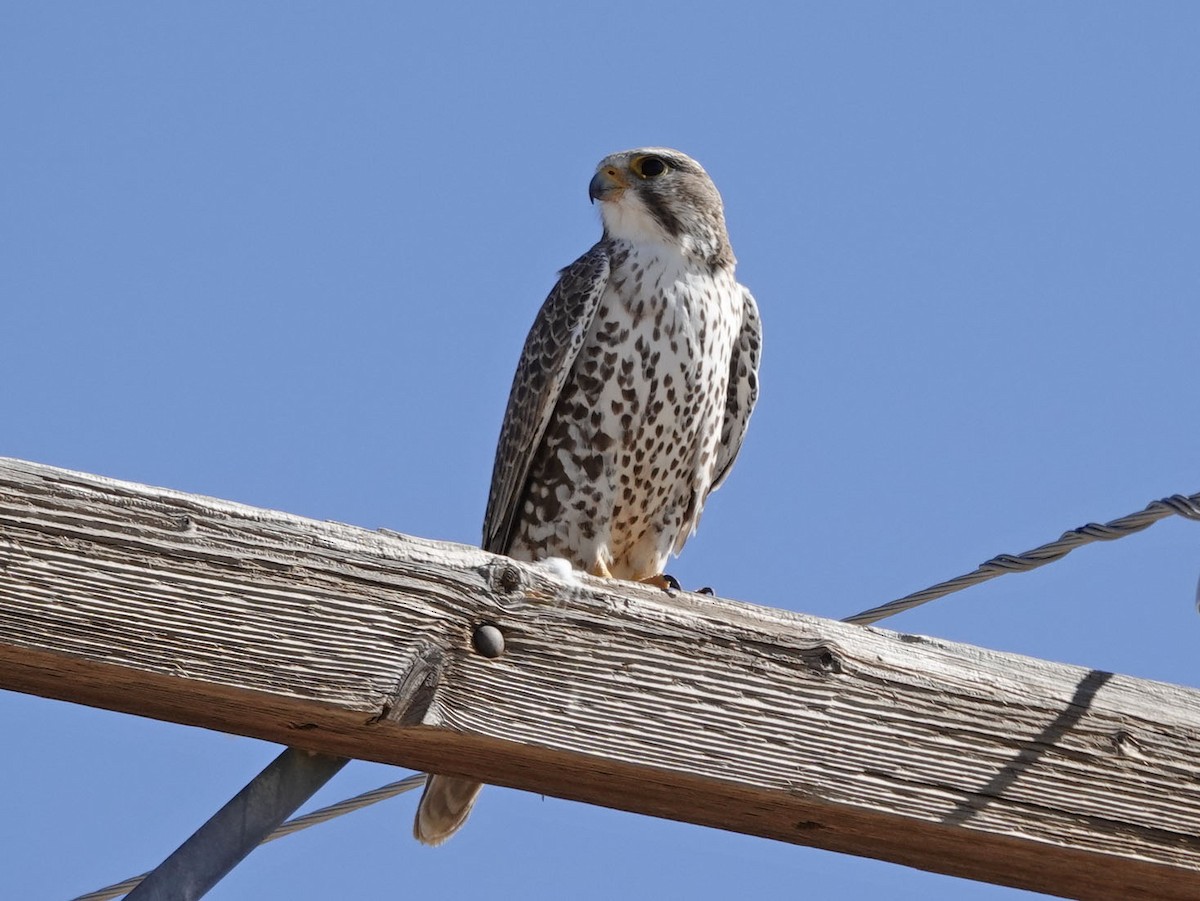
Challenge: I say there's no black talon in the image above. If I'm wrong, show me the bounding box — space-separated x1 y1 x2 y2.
697 586 714 596
662 573 682 591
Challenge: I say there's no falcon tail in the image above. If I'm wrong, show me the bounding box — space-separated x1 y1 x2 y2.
413 774 484 846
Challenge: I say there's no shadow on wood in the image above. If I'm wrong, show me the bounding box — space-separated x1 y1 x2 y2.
2 457 1199 900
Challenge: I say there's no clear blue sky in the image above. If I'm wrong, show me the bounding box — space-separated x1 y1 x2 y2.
4 3 1199 898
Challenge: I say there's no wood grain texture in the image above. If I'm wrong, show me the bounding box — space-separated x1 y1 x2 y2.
1 457 1198 899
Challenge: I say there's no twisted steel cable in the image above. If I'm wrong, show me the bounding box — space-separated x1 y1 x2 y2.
843 493 1200 626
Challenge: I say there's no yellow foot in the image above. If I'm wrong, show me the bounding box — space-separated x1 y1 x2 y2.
589 560 615 579
639 573 680 590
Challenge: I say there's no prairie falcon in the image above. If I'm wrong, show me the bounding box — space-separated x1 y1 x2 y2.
414 147 762 845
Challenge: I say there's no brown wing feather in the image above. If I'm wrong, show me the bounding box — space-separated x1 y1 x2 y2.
482 243 611 554
710 285 762 493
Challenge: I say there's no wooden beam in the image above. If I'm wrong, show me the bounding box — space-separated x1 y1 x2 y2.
1 457 1198 900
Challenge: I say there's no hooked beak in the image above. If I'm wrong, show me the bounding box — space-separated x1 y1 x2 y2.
589 166 628 204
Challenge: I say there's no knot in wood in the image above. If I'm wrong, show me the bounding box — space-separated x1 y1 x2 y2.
810 645 841 675
1113 729 1146 759
493 563 523 594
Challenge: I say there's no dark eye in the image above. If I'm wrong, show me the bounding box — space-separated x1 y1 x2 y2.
634 155 668 178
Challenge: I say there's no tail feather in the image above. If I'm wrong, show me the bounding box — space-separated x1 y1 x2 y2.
413 775 483 846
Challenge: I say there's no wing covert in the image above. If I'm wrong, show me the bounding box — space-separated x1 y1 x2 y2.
710 285 762 493
482 244 610 555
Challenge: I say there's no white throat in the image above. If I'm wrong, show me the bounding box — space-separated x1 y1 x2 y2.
599 194 673 247
599 193 721 265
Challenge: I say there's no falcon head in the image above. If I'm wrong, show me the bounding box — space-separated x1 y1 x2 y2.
589 148 734 269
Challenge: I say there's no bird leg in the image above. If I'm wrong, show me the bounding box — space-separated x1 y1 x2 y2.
644 573 715 595
640 573 678 590
607 568 710 595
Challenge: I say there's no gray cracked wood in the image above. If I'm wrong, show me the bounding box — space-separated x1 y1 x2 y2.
1 457 1199 899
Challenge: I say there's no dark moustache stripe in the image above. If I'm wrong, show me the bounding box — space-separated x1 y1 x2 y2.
639 187 683 240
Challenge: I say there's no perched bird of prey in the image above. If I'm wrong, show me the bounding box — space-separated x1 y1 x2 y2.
414 147 762 845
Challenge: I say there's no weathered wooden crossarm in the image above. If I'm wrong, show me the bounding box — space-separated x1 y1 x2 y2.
1 457 1198 900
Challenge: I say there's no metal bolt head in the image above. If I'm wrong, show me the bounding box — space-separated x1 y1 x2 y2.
473 623 505 658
